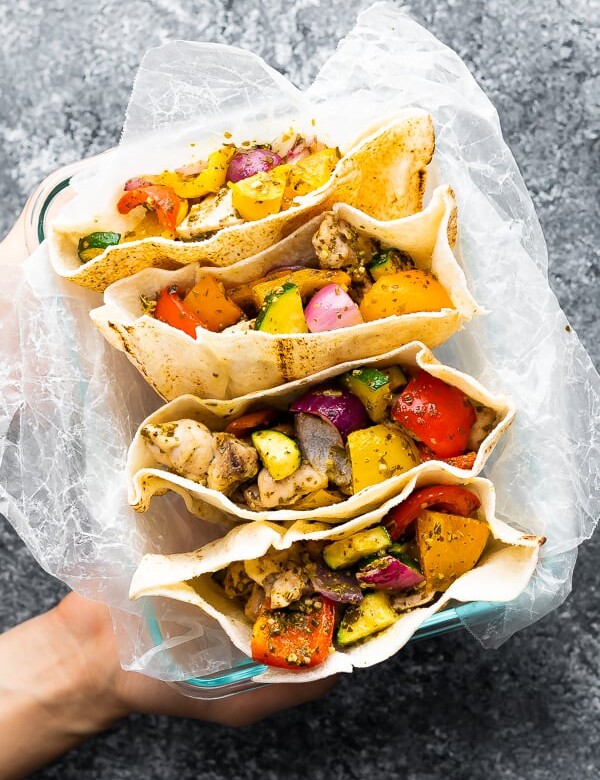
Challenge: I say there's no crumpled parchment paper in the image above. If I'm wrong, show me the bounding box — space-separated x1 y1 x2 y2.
0 3 598 680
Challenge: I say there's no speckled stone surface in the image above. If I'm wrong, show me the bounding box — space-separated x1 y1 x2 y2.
1 1 599 778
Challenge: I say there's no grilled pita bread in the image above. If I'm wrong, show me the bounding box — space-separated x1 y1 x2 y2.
129 472 542 682
50 110 435 291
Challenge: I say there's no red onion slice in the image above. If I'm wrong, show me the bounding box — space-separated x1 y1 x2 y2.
226 148 283 183
290 387 369 440
356 555 425 591
304 284 364 332
308 563 363 604
294 413 352 490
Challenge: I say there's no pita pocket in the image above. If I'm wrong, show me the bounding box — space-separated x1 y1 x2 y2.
50 110 435 291
129 472 543 683
126 342 514 523
91 184 479 399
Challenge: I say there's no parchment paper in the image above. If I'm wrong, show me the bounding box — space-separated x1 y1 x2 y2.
1 3 598 679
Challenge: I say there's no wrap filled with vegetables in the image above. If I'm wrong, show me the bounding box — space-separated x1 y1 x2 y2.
129 470 544 682
49 110 435 292
126 342 515 523
91 184 478 399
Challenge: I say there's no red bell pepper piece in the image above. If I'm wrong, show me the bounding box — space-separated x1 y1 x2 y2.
391 371 476 459
445 452 477 470
251 596 336 669
417 443 477 471
117 184 183 232
384 485 481 541
153 287 207 338
224 409 280 437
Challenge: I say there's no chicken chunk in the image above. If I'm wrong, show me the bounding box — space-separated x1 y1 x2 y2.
243 463 329 509
244 548 293 587
176 189 243 240
468 405 498 451
141 419 215 483
312 213 378 270
206 432 259 495
244 549 310 609
268 568 311 609
222 560 254 601
391 589 437 612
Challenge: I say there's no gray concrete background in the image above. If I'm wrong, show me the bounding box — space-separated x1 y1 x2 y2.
1 1 599 778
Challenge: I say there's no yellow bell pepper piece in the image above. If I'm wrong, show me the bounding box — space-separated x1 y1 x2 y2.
252 268 351 307
286 148 340 199
347 424 420 493
228 165 290 221
175 198 189 225
151 146 235 199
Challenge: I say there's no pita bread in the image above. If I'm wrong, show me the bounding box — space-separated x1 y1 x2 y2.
49 110 435 291
129 472 543 682
126 342 514 523
91 185 479 400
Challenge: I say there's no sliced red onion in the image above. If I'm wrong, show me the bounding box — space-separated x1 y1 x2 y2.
290 387 369 440
294 413 352 489
286 146 311 164
304 284 364 332
270 131 299 160
309 562 363 604
124 177 152 191
226 148 282 183
356 555 425 591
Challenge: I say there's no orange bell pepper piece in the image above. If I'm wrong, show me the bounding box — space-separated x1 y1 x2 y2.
182 275 243 332
359 269 453 321
153 287 207 338
384 484 481 542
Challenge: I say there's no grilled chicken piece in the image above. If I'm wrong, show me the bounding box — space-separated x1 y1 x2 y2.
222 560 254 601
141 420 257 493
468 405 498 451
141 420 215 482
244 548 292 586
206 432 259 495
312 213 377 270
176 189 243 240
391 589 437 612
244 549 310 609
243 463 329 509
267 567 311 609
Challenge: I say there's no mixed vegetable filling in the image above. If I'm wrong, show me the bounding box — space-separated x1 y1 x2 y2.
141 364 496 509
213 485 489 668
140 213 453 336
77 133 340 261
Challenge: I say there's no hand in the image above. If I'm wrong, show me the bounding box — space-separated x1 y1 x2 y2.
0 591 335 780
55 591 336 726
